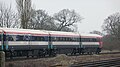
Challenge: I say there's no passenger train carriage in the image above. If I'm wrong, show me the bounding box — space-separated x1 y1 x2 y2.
80 34 102 54
0 28 102 58
49 31 80 54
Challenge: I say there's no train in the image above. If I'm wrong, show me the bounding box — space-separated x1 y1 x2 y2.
0 28 102 58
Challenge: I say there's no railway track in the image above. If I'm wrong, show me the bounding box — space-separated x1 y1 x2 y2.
6 52 120 62
5 52 120 67
70 58 120 67
100 51 120 54
5 56 54 62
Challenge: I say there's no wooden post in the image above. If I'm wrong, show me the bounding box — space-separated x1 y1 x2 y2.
0 51 5 67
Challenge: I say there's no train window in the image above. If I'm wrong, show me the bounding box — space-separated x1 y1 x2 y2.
71 38 73 41
23 35 30 41
64 37 66 41
36 36 39 41
57 37 59 41
52 37 61 41
64 37 67 41
81 38 88 42
32 36 36 41
75 38 78 42
77 38 80 42
62 37 64 41
69 37 72 41
70 37 72 41
52 37 57 41
81 38 84 42
60 37 62 41
31 36 35 41
60 37 65 41
57 37 60 41
44 36 48 41
31 36 45 41
87 38 90 42
16 35 24 41
67 37 69 41
92 38 97 42
72 37 76 41
16 35 31 41
50 37 80 42
88 38 97 42
66 37 69 41
65 37 67 41
81 38 99 42
66 37 68 41
7 35 14 41
71 37 73 41
34 36 40 41
84 38 87 42
32 36 37 41
2 35 48 41
89 38 92 42
67 37 70 41
52 37 55 41
56 37 59 41
41 37 45 41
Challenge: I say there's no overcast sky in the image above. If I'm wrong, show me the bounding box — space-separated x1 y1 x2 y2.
0 0 120 33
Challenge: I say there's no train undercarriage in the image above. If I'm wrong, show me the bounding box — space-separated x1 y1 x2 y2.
5 47 101 59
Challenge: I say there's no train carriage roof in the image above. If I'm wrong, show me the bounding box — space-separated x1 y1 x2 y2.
48 31 79 37
0 28 49 36
0 27 102 38
80 33 102 38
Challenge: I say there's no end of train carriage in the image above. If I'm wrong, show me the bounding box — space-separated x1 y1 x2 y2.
80 34 103 54
94 34 103 54
97 35 103 53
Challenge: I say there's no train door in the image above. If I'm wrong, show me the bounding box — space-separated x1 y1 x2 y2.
0 30 8 51
48 33 52 49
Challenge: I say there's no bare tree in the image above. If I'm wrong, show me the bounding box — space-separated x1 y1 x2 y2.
102 35 120 51
16 0 32 29
53 9 82 31
102 12 120 51
102 12 120 39
29 9 57 30
0 3 20 28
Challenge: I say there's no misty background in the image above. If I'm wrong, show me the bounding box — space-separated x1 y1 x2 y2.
1 0 120 33
0 0 120 51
